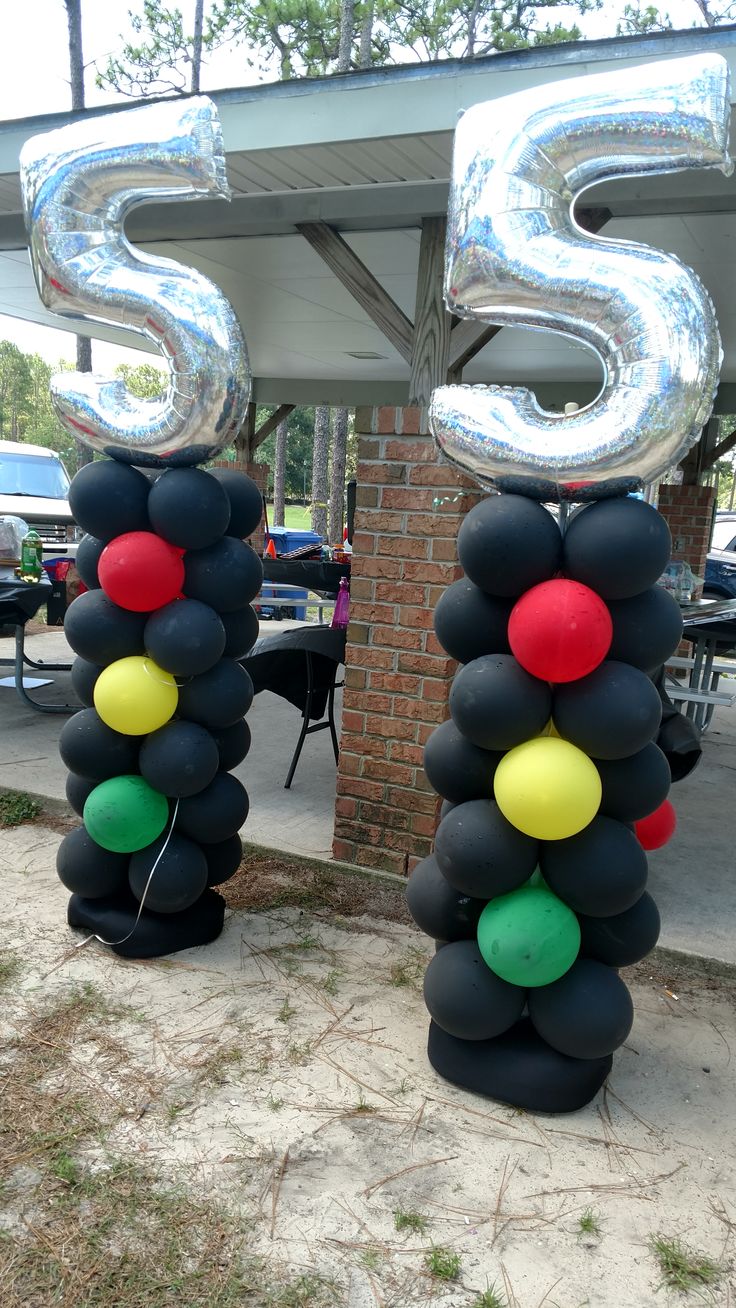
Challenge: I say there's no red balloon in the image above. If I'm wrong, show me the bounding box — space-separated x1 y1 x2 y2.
508 579 612 683
635 800 676 850
98 532 185 612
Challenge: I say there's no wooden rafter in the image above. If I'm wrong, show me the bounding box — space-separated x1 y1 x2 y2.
252 403 296 452
297 221 414 363
409 217 452 406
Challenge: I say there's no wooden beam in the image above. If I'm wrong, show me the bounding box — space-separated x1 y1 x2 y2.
704 424 736 469
234 400 257 461
252 403 296 452
409 216 452 407
448 319 499 372
297 220 414 363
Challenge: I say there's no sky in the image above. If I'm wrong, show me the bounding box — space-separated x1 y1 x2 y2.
0 0 722 371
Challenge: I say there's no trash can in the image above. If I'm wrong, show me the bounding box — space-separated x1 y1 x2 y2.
43 558 72 626
267 528 323 556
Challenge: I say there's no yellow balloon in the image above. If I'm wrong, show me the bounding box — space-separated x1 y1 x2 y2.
94 656 178 736
494 735 601 841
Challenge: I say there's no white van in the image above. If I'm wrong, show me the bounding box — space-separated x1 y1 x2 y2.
0 439 79 560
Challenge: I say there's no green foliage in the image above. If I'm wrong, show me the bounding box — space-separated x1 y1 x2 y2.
649 1234 723 1294
95 1 220 97
616 2 672 33
114 362 168 399
423 1246 461 1281
578 1207 601 1236
471 1288 506 1308
393 1207 428 1234
0 791 41 827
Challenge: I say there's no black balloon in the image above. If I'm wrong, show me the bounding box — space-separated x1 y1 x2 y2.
221 604 259 658
450 655 551 751
540 815 648 917
211 718 251 771
129 832 208 913
424 719 501 803
434 579 512 664
579 892 661 967
528 959 634 1059
67 887 225 960
75 534 104 589
597 743 671 823
562 498 672 600
439 798 457 821
435 799 538 899
553 661 662 760
65 771 97 817
147 467 231 549
428 1018 612 1114
65 590 146 665
177 658 254 729
210 467 264 539
202 834 243 886
60 709 139 780
457 494 562 598
406 854 485 942
56 825 129 898
183 536 263 612
607 586 683 672
423 941 526 1041
144 599 226 677
139 721 219 798
71 657 103 708
176 772 249 843
68 460 150 541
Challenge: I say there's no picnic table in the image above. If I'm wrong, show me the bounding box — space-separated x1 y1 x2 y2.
666 597 736 731
0 577 73 714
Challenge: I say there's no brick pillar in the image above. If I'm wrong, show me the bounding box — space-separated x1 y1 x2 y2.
210 459 269 551
333 406 480 876
658 484 716 597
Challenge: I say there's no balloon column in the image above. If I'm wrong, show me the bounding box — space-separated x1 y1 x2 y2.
410 54 730 1113
56 460 262 957
20 98 261 957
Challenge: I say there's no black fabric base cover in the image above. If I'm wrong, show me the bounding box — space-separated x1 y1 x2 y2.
67 888 225 959
427 1016 611 1114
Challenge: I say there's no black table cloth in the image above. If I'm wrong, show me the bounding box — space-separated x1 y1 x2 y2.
242 625 346 720
0 577 52 625
261 557 350 596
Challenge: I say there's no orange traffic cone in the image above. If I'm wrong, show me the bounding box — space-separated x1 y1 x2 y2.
265 537 277 559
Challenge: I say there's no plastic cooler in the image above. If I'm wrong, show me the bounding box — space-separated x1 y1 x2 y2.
267 527 323 555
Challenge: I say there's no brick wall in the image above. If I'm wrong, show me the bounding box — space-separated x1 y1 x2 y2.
210 459 268 552
333 406 480 876
658 484 716 597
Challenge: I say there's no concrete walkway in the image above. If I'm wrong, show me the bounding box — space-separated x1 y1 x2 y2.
1 625 735 969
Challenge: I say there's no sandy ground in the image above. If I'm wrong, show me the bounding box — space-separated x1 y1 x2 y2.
2 824 736 1307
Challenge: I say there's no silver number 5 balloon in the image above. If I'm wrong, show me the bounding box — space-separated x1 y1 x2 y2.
430 54 732 500
20 97 250 467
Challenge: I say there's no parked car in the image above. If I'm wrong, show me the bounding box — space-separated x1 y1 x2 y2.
705 511 736 598
0 439 79 562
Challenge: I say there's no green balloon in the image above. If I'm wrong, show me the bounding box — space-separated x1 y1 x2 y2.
84 775 169 854
477 886 580 988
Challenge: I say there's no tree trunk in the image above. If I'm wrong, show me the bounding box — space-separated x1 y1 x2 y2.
64 0 84 109
273 417 288 526
65 0 93 469
358 2 374 68
329 407 348 543
191 0 204 92
337 0 355 72
311 405 330 539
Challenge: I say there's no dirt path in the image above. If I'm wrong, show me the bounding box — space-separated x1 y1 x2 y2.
1 825 735 1307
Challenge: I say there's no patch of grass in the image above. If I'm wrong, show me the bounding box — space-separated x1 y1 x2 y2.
267 1095 284 1112
394 1207 428 1234
352 1092 376 1115
287 1040 313 1065
0 789 41 827
268 1272 339 1306
649 1234 723 1295
0 946 22 989
277 997 297 1023
189 1040 244 1086
471 1288 506 1308
578 1207 601 1237
50 1151 80 1187
320 969 341 996
359 1248 383 1271
424 1246 461 1281
389 945 428 990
